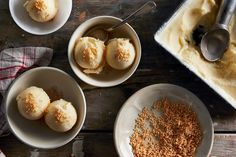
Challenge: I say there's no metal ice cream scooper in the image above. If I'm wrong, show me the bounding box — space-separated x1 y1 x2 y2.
200 0 236 62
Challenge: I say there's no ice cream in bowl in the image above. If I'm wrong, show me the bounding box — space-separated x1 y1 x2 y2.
9 0 72 35
24 0 59 23
4 67 86 149
68 16 141 87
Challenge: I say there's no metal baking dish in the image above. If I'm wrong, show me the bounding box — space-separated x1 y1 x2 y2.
154 0 236 109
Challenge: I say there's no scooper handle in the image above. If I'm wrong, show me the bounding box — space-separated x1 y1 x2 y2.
216 0 236 29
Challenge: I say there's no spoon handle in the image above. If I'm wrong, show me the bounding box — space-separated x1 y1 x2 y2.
106 1 157 32
216 0 236 29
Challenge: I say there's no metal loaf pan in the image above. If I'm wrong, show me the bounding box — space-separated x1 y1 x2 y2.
154 0 236 109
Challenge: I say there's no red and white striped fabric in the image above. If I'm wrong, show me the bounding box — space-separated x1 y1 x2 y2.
0 47 53 136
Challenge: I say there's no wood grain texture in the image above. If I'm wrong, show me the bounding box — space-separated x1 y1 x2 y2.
1 0 236 132
211 134 236 157
1 0 236 156
0 133 236 157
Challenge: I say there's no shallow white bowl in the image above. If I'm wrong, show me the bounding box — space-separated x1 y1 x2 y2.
9 0 72 35
114 84 214 157
5 67 86 149
68 16 141 87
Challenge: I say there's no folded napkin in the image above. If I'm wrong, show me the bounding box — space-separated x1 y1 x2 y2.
0 150 6 157
0 47 53 136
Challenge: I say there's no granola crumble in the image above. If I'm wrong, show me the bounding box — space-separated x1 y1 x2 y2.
23 93 37 113
54 109 67 123
34 0 47 11
130 99 202 157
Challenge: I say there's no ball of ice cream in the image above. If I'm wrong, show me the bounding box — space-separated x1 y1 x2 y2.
44 99 77 132
106 38 136 70
74 37 105 74
16 86 50 120
24 0 58 22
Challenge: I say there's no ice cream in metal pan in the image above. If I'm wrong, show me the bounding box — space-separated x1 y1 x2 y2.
155 0 236 108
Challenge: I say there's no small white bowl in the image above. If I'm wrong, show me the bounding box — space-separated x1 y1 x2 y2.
114 84 214 157
4 67 86 149
68 16 141 87
9 0 72 35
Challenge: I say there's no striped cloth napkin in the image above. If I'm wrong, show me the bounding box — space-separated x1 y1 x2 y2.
0 47 53 137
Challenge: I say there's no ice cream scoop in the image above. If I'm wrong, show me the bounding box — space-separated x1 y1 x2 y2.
16 86 50 120
84 1 156 41
44 99 77 132
200 0 236 61
74 37 105 74
106 38 136 70
24 0 58 22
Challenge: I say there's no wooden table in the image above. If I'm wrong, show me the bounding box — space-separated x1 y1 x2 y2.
1 0 236 156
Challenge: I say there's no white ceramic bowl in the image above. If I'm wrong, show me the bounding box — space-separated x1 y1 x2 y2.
9 0 72 35
5 67 86 149
114 84 214 157
68 16 141 87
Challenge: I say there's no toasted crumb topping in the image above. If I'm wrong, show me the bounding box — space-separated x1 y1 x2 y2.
116 48 130 62
34 0 47 11
54 109 67 123
23 93 37 113
82 47 98 66
130 99 202 157
115 41 130 62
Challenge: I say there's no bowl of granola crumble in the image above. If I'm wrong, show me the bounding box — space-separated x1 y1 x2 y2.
114 84 213 157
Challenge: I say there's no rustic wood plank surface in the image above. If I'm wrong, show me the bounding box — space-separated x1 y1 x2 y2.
1 134 236 157
1 0 236 156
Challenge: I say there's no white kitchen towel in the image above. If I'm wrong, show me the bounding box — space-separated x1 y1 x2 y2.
0 150 6 157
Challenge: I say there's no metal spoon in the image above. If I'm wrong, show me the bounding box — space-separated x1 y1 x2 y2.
200 0 236 62
84 1 157 41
